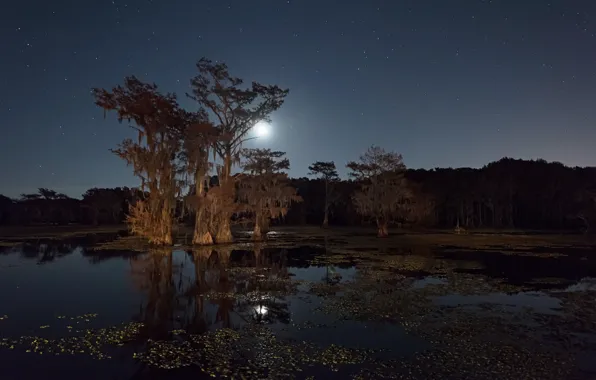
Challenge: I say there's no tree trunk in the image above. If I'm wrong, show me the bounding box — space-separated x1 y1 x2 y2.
215 218 233 244
260 215 271 235
253 222 262 241
253 212 270 241
322 209 329 228
322 180 330 228
377 219 389 237
161 206 173 245
192 171 214 245
224 147 233 178
193 209 213 245
214 150 234 244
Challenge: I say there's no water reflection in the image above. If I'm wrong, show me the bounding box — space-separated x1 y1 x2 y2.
2 242 76 264
0 239 139 266
0 239 595 379
125 246 296 340
130 248 178 338
434 292 563 315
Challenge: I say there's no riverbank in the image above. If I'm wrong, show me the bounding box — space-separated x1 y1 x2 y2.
1 224 593 250
0 224 127 246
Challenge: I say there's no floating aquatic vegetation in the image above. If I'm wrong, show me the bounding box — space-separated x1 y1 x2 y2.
89 236 155 252
1 231 596 379
133 324 385 377
285 245 595 379
307 281 342 296
308 253 354 266
0 321 143 360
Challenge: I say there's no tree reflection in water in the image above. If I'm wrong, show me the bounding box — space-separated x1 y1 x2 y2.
12 242 75 264
130 245 294 339
130 248 180 339
233 245 292 325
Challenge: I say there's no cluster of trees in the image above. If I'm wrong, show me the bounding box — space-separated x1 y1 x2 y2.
3 159 595 237
87 56 428 244
1 58 594 242
89 57 302 245
294 157 596 233
0 187 138 226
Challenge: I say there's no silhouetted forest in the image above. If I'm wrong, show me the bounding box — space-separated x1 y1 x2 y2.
1 157 594 232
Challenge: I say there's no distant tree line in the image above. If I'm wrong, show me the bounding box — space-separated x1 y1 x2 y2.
1 157 594 233
1 57 594 244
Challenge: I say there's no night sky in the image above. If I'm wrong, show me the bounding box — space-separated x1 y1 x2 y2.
1 1 595 198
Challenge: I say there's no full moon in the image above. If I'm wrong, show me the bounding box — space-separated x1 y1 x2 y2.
254 121 271 138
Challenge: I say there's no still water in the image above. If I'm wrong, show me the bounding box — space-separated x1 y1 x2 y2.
0 240 594 379
0 243 425 379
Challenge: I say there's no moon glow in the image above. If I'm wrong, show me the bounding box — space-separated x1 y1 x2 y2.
254 121 271 138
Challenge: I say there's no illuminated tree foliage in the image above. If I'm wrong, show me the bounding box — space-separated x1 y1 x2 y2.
347 145 412 237
188 58 289 243
179 114 222 245
238 149 302 240
92 76 187 245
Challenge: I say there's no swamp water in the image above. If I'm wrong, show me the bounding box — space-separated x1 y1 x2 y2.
0 238 595 379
